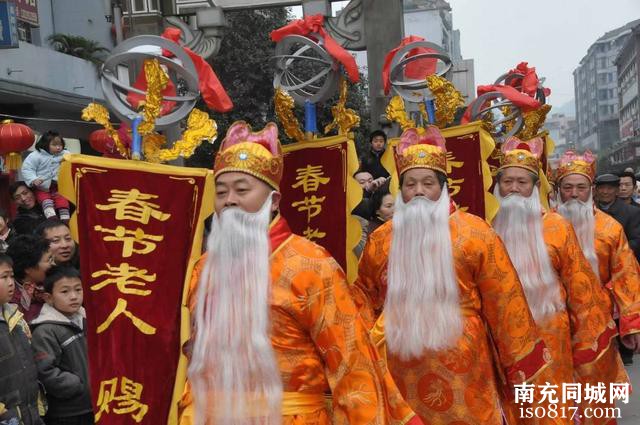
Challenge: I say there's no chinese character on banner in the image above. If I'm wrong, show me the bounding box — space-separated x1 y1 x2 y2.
280 136 362 283
95 377 149 423
58 154 214 425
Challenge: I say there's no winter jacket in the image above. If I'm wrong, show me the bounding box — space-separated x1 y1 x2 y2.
30 305 92 419
0 303 43 425
11 206 46 237
21 150 70 191
358 148 390 179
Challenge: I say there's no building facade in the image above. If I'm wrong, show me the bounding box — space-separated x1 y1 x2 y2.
573 19 640 153
610 23 640 171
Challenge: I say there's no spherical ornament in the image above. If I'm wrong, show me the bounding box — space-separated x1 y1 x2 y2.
0 120 34 155
272 34 339 107
100 35 200 129
387 41 452 103
468 91 523 142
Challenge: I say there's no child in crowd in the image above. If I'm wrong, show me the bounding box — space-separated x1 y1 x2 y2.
0 254 44 425
21 131 71 220
30 266 93 425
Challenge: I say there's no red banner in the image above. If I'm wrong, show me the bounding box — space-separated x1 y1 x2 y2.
280 135 361 282
59 154 213 425
382 122 498 221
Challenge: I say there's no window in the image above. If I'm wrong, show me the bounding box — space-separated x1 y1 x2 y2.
600 105 609 115
608 73 614 83
598 89 608 100
122 0 160 13
598 73 607 84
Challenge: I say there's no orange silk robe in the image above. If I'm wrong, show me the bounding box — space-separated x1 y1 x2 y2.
503 213 621 425
353 210 549 425
574 211 635 425
593 209 640 337
179 216 420 425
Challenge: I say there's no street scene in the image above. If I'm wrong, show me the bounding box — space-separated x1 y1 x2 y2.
0 0 639 424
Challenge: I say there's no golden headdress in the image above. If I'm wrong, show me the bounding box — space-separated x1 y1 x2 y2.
556 150 596 183
213 121 283 190
395 125 447 177
498 136 544 175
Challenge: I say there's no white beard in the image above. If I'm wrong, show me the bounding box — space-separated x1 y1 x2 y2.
385 185 463 360
188 195 282 425
493 186 565 323
556 192 600 279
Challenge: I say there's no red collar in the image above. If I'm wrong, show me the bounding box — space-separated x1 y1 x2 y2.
269 215 292 254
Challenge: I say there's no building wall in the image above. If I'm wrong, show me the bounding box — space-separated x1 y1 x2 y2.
34 0 113 49
574 22 636 152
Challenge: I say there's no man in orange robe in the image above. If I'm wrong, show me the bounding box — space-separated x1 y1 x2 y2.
492 139 622 425
353 126 550 425
554 150 637 425
178 121 421 425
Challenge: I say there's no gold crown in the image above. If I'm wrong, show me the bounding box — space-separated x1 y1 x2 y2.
396 144 447 176
498 136 543 175
395 126 447 176
213 122 283 190
556 150 596 183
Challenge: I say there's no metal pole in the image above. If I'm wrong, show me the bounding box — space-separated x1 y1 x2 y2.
113 4 124 44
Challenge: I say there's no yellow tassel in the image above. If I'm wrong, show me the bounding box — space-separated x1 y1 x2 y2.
4 152 23 171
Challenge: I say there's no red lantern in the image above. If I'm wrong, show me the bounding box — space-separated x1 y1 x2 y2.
0 119 34 171
89 129 123 158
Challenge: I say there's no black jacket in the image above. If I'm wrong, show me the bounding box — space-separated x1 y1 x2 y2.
0 304 43 425
598 198 640 260
359 149 390 179
12 206 46 236
30 305 92 419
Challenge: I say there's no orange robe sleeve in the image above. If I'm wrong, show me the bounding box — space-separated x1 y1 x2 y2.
285 247 419 424
351 224 391 329
605 221 640 336
469 222 549 388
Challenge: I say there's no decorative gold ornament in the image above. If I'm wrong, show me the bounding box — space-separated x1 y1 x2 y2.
385 96 416 131
143 109 217 163
518 104 552 140
138 59 169 136
81 103 129 158
141 133 167 163
425 74 465 128
274 88 305 142
324 78 360 136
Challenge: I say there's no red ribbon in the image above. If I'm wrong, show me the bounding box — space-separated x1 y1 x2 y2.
270 15 359 83
461 84 542 124
127 28 233 114
382 35 438 95
161 28 233 113
506 62 551 98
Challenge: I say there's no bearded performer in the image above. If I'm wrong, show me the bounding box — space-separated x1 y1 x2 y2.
492 139 623 425
554 151 638 423
352 126 549 425
178 121 422 425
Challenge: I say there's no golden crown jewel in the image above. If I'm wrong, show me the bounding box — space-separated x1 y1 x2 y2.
213 121 283 190
556 150 596 183
395 126 448 177
498 136 543 175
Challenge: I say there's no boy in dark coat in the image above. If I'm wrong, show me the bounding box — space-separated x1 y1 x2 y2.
31 266 93 425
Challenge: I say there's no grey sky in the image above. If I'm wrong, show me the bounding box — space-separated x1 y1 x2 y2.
448 0 640 111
